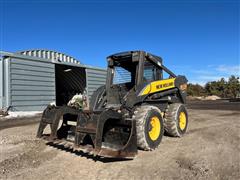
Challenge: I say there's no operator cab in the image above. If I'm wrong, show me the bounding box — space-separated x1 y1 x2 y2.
105 51 176 108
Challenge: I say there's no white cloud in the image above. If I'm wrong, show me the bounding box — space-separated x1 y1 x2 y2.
188 64 240 85
188 80 206 86
190 70 213 75
198 75 229 81
216 65 240 75
173 64 239 85
189 76 228 86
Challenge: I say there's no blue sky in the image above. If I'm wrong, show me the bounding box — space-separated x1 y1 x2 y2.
0 0 239 85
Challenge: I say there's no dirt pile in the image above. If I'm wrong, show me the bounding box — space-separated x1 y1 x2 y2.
187 95 221 101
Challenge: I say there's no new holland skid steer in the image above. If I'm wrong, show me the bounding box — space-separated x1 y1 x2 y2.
37 51 188 158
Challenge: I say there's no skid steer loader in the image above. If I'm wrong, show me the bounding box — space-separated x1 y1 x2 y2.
37 51 188 159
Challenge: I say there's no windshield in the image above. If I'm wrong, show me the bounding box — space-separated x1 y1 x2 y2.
111 60 137 85
113 66 132 84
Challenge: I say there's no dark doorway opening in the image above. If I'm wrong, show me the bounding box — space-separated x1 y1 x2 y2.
55 64 86 106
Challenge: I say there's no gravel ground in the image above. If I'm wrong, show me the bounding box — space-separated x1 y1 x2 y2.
0 101 239 180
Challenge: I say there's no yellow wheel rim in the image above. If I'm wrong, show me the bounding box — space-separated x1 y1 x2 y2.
148 116 161 141
179 112 187 130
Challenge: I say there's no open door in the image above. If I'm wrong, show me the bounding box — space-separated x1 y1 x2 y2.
55 64 86 106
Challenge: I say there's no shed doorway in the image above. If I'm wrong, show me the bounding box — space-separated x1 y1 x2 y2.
55 64 86 106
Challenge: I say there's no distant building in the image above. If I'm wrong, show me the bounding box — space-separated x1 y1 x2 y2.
0 50 106 111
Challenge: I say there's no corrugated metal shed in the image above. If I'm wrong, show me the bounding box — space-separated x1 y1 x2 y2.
0 50 107 111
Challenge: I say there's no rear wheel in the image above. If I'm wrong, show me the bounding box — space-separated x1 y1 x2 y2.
134 105 164 150
164 103 188 137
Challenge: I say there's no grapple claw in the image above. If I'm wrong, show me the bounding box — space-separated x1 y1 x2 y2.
37 106 138 159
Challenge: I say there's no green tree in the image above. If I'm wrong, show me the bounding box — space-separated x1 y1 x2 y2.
188 75 239 98
187 83 206 96
225 75 240 98
205 78 227 97
204 76 239 98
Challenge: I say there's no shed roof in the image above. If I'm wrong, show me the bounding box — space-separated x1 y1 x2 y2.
0 50 106 71
16 49 80 64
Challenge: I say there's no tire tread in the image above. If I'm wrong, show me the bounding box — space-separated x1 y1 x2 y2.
134 105 162 150
164 103 187 137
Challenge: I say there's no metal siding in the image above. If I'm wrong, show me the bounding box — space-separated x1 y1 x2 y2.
11 62 54 72
9 57 56 111
11 80 55 86
4 58 10 108
11 90 55 96
86 68 107 99
11 100 55 106
14 105 50 111
0 57 10 109
11 74 55 82
0 58 3 108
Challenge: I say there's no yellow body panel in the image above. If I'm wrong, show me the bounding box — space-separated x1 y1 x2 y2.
140 78 176 96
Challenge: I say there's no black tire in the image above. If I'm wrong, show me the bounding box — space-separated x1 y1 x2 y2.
134 105 164 150
164 103 188 137
89 85 106 111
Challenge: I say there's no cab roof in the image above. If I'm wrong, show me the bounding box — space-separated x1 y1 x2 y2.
107 50 163 64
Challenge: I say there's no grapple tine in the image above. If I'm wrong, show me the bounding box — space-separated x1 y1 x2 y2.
36 121 47 138
36 105 63 139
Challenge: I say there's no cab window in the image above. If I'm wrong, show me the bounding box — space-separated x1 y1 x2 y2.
143 61 160 82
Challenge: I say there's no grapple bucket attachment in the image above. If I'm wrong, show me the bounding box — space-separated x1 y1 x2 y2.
37 106 137 159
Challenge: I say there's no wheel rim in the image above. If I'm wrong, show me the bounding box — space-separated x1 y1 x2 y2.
179 112 187 130
148 116 161 141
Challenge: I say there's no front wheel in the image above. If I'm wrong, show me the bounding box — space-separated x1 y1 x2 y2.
134 105 164 150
